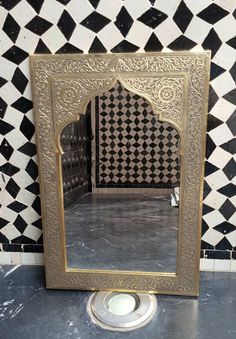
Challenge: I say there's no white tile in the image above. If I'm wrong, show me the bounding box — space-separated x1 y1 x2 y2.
1 225 21 241
23 225 42 242
231 260 236 272
200 258 215 271
214 15 236 42
208 148 232 170
97 22 123 51
39 0 64 25
0 57 17 82
205 169 229 190
211 71 235 97
154 17 182 46
41 26 67 53
10 0 35 27
185 16 211 44
226 231 236 248
203 210 225 228
184 0 212 14
21 253 36 265
214 259 231 272
11 252 22 265
123 0 151 19
34 253 44 265
208 124 233 146
213 43 236 70
15 28 39 54
228 212 236 227
69 26 95 52
209 98 235 122
126 21 152 50
97 0 122 20
202 228 224 246
203 190 226 210
66 0 94 23
0 252 11 265
213 0 236 12
154 0 182 16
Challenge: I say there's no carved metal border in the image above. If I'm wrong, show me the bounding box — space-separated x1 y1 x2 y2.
30 52 210 296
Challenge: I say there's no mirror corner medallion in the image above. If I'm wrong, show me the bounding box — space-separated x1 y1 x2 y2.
30 51 211 296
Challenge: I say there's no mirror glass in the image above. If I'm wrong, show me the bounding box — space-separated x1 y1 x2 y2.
61 81 180 272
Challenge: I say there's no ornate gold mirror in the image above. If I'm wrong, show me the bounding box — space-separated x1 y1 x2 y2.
30 52 210 295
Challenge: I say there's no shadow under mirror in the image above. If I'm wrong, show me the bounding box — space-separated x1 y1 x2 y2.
61 81 180 273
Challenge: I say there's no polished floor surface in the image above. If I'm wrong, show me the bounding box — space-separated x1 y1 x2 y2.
65 193 178 272
0 265 236 339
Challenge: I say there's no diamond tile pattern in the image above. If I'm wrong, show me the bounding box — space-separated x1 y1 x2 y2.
94 82 180 188
0 0 235 258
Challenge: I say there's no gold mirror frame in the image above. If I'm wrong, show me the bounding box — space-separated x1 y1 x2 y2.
30 52 210 296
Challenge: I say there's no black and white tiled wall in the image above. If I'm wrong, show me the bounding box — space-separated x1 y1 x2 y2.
0 0 235 270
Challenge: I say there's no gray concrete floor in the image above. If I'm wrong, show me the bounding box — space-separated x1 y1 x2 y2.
65 193 178 272
0 265 236 339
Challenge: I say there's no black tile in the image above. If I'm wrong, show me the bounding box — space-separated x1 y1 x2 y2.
222 158 236 180
0 163 20 176
3 243 22 252
0 138 14 161
57 10 76 40
218 183 236 198
111 40 139 53
2 46 28 65
80 11 110 33
219 198 236 220
26 0 44 14
5 178 20 199
13 215 28 233
208 85 219 112
0 119 13 136
173 1 193 33
55 0 71 4
202 204 214 215
18 142 37 157
34 39 51 53
205 250 230 259
25 182 40 195
0 97 7 119
24 244 43 253
1 0 21 10
202 28 222 58
115 7 133 37
207 114 223 131
2 13 20 43
20 115 35 140
31 196 41 215
203 180 211 199
215 237 233 250
25 159 38 180
25 15 52 36
201 240 214 250
11 97 33 114
0 217 9 229
56 43 83 54
205 161 219 176
137 8 167 29
214 221 236 235
144 33 163 52
11 235 36 244
0 233 9 243
223 89 236 105
201 219 209 236
210 62 226 81
197 3 229 24
11 67 28 94
205 134 216 159
226 36 236 49
32 218 42 229
89 37 107 53
7 201 27 213
0 76 7 88
168 35 196 50
229 61 236 83
226 111 236 136
221 138 236 155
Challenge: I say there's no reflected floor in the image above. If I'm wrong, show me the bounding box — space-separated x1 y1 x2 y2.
65 193 178 272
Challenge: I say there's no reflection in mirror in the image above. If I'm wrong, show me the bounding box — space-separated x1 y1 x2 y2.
61 81 180 272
